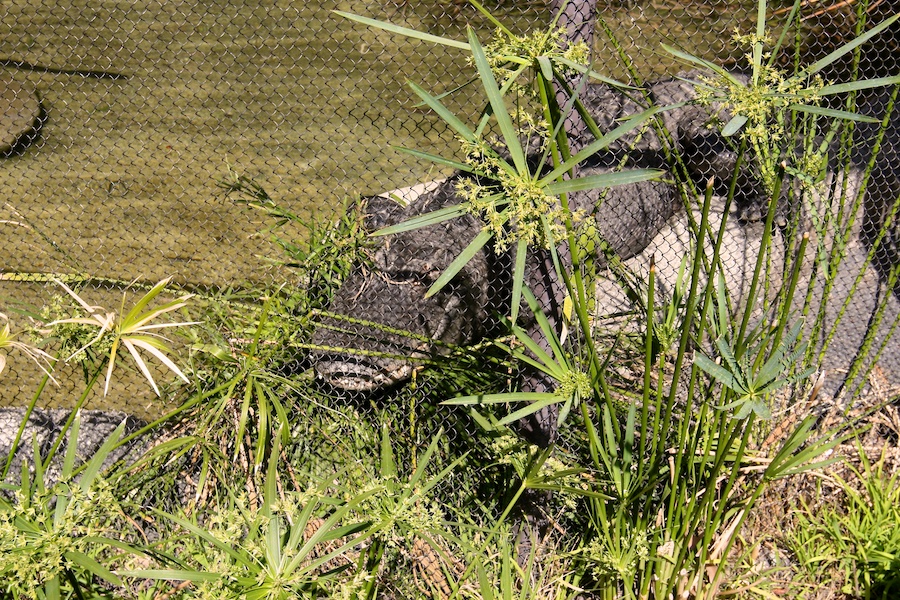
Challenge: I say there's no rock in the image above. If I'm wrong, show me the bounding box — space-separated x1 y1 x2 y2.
0 73 41 156
0 407 145 492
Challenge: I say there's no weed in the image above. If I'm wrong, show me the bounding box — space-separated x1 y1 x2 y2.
789 443 900 599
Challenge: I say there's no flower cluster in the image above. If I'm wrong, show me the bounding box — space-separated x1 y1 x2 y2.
456 165 569 251
695 30 827 196
34 294 114 363
582 525 650 583
351 476 445 547
481 27 589 94
557 367 593 401
0 479 121 598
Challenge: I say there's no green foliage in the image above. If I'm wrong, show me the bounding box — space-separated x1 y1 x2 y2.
694 276 814 420
122 434 374 600
0 312 55 383
219 168 371 312
339 1 900 598
343 5 662 323
186 293 296 469
0 414 140 600
45 277 196 397
789 445 900 599
3 1 900 598
669 0 900 197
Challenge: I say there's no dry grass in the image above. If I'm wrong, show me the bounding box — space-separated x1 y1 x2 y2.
737 366 900 598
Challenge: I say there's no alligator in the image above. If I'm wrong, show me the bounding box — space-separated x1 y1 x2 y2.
311 72 900 446
311 168 676 395
310 73 775 444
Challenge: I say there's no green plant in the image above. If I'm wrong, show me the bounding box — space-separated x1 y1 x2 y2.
670 0 900 400
335 425 468 599
0 414 141 599
1 277 197 491
0 311 56 383
339 2 663 329
331 1 900 598
668 0 900 198
220 168 371 312
467 532 580 600
694 275 815 420
46 276 196 397
186 293 296 471
122 432 374 599
789 443 900 599
4 0 900 597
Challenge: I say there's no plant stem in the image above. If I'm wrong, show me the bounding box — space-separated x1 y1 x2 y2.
1 353 60 480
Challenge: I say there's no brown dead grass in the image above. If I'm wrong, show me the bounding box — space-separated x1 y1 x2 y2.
735 365 900 599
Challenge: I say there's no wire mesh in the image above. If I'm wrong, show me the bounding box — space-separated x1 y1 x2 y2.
1 1 900 590
0 0 900 597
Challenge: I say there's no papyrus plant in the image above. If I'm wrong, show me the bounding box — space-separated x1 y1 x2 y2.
0 414 142 600
322 1 898 597
47 276 196 397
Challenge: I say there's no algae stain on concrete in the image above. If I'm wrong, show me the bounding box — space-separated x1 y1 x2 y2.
0 0 538 288
0 0 747 284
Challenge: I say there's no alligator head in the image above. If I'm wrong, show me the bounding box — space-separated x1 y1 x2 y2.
311 178 506 392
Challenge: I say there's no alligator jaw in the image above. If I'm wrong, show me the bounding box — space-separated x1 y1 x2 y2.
314 357 414 392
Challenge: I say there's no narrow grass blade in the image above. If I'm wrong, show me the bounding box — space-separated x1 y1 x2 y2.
443 391 558 405
765 415 852 479
125 336 191 384
536 55 554 82
722 115 748 137
819 76 900 95
150 508 254 566
498 340 561 376
789 104 879 123
380 423 397 479
333 11 470 50
61 411 81 480
542 107 671 181
468 0 513 37
468 27 526 174
805 13 900 76
408 81 476 143
662 43 744 84
119 569 221 582
426 228 493 298
65 550 122 587
555 56 633 87
545 168 663 194
372 202 471 236
264 514 283 569
120 277 172 326
394 147 472 172
510 239 527 324
78 420 126 491
522 286 568 369
122 340 162 396
496 395 561 426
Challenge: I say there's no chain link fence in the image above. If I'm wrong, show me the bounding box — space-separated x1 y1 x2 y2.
0 0 897 433
0 1 892 389
1 0 898 438
1 0 900 594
